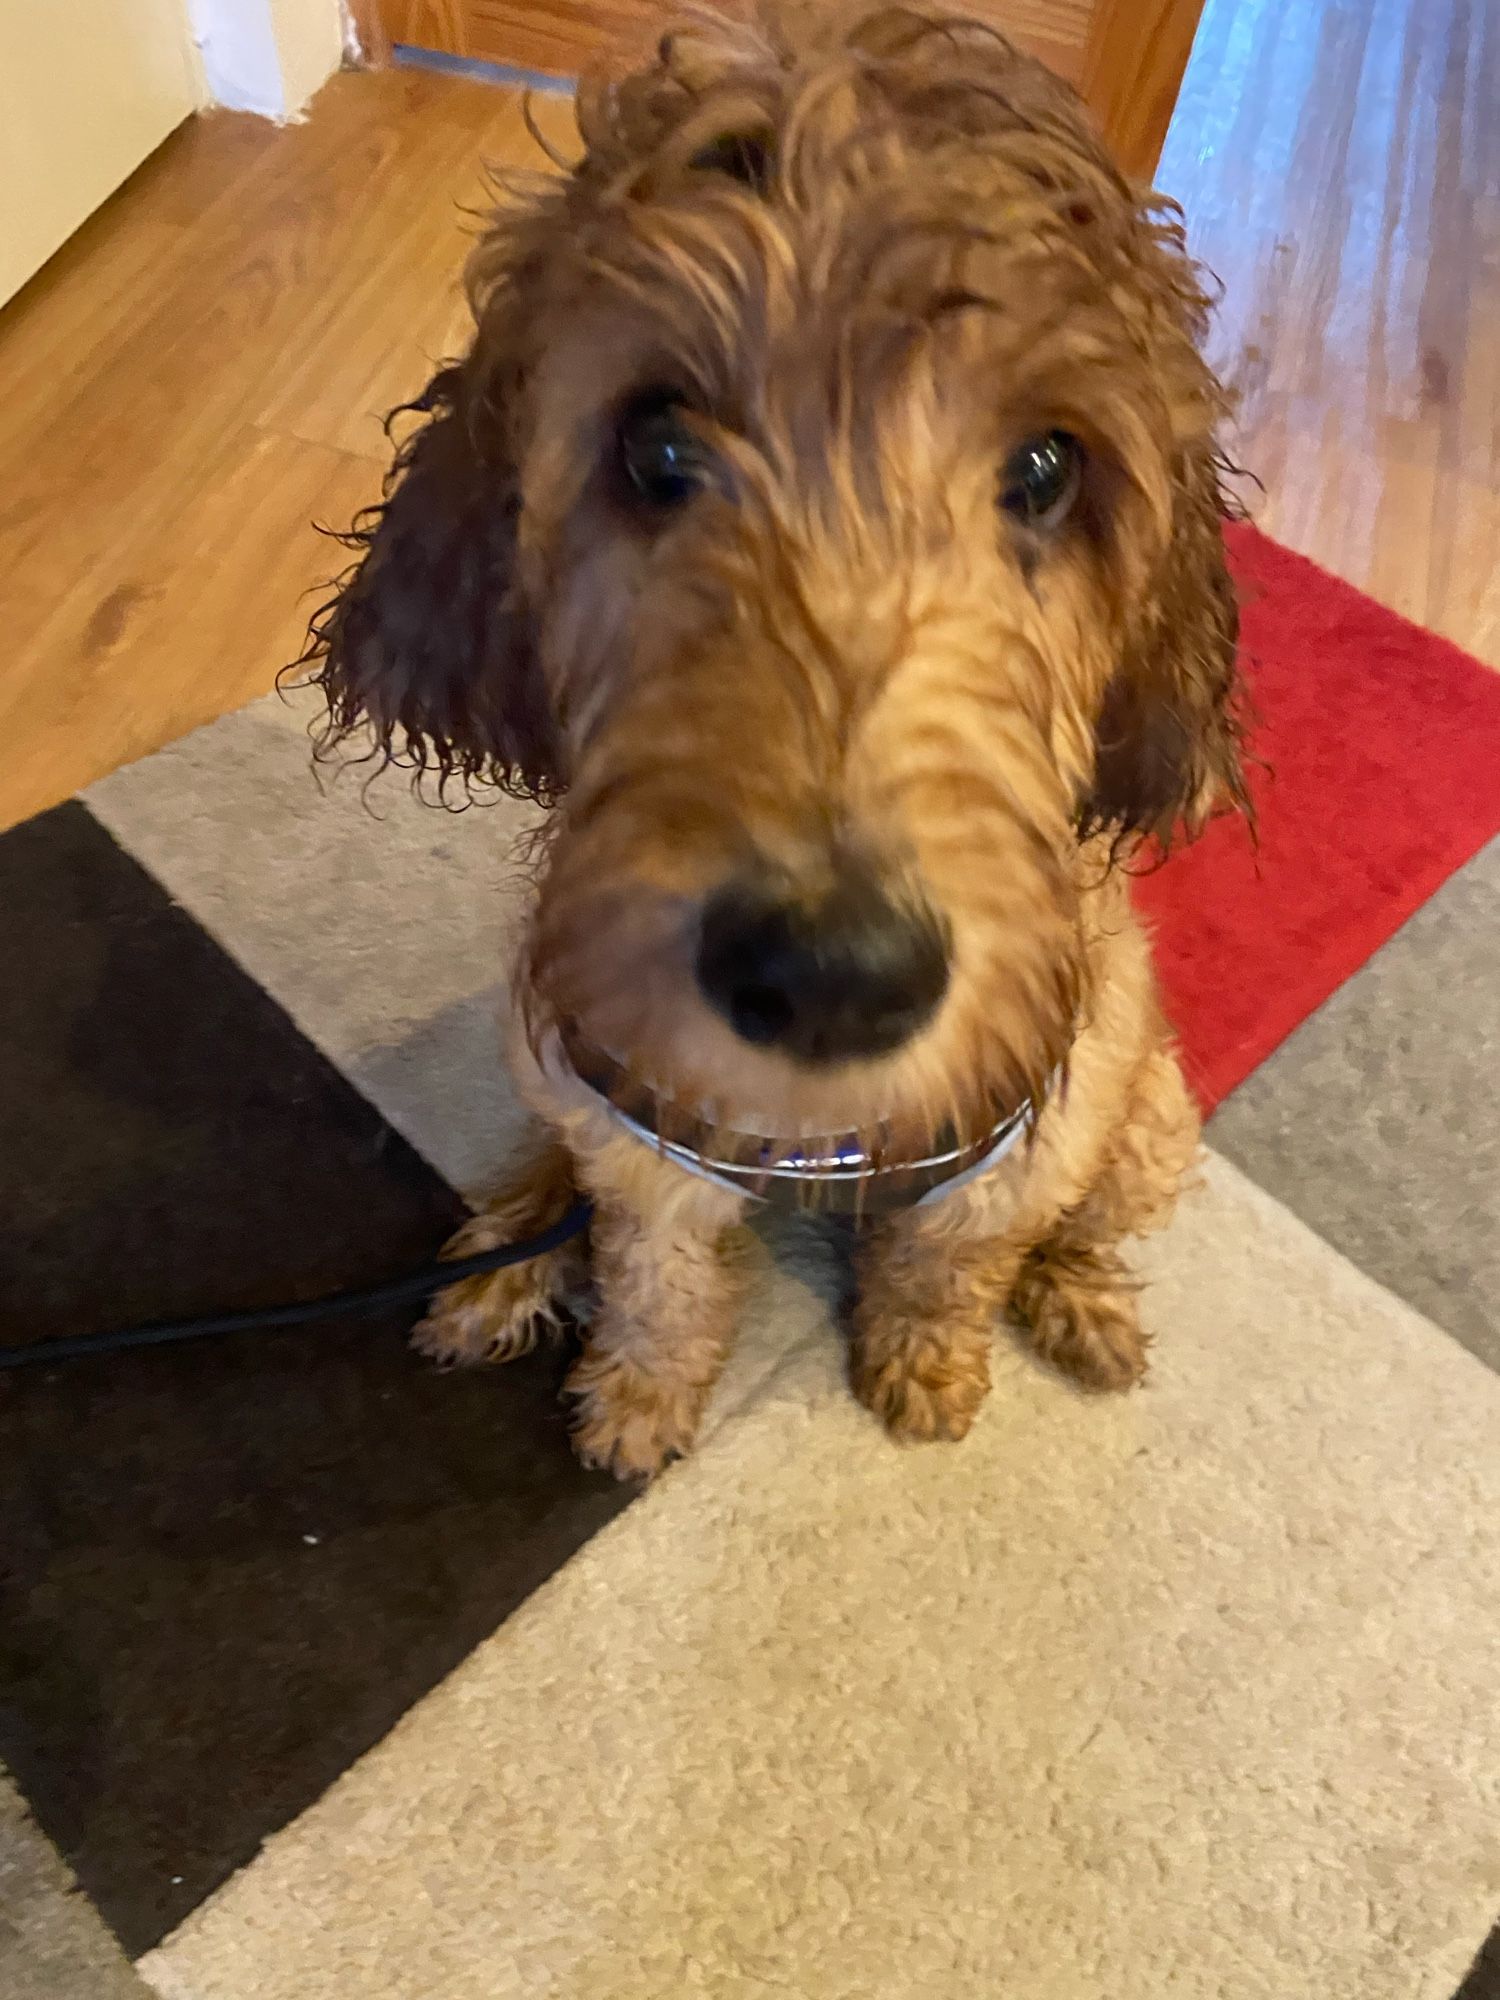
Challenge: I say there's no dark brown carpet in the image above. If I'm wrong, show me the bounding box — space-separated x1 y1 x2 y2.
0 803 630 1955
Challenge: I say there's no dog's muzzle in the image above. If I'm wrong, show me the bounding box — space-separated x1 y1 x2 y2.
552 1016 1045 1219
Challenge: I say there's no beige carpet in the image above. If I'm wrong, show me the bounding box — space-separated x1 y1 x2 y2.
138 1155 1500 2000
0 1779 151 2000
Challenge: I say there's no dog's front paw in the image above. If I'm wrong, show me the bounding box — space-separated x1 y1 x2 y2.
1014 1253 1149 1393
851 1332 991 1443
566 1349 705 1480
414 1210 586 1368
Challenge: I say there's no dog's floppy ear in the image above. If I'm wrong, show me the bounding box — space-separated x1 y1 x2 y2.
300 347 559 803
1080 441 1248 849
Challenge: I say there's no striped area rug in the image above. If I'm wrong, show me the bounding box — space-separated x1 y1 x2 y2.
1 550 1498 2000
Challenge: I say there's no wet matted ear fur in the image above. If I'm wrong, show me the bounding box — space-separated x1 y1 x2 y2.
297 360 560 805
1080 441 1250 850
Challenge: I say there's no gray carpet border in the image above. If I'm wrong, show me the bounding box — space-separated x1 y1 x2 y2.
1210 835 1500 1374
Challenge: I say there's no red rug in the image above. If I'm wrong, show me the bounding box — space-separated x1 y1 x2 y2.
1135 523 1500 1113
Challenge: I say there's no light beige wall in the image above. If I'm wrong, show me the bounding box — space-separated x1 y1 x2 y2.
0 0 346 310
0 0 201 307
266 0 347 112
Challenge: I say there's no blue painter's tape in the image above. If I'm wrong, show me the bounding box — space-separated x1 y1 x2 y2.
392 44 576 96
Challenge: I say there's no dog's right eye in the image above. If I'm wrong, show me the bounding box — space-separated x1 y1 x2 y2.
690 132 771 190
999 431 1085 532
616 398 716 511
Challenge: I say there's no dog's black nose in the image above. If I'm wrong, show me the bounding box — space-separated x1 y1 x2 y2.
695 869 949 1064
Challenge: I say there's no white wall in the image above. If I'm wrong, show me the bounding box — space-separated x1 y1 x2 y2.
184 0 345 118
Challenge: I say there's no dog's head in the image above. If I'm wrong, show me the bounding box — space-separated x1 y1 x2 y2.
306 6 1245 1159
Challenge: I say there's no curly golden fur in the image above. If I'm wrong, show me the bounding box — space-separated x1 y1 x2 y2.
303 5 1248 1477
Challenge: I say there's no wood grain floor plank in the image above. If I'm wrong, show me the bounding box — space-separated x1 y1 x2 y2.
248 88 573 462
0 427 374 827
0 68 542 831
1159 0 1500 667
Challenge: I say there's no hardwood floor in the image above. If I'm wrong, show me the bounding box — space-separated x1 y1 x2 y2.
1159 0 1500 668
0 0 1495 831
0 68 571 832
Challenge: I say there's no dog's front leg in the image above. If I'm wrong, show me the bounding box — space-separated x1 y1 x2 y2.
567 1144 749 1480
852 1209 1023 1444
415 1127 588 1367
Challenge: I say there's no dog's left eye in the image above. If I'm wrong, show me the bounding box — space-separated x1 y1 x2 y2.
617 398 717 510
999 431 1085 531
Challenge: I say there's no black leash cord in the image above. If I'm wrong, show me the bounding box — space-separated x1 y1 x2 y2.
0 1199 594 1371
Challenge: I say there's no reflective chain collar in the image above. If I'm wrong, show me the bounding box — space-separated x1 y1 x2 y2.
554 1016 1045 1220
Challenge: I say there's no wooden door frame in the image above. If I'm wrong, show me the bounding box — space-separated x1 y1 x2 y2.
348 0 1205 182
346 0 392 66
1082 0 1206 180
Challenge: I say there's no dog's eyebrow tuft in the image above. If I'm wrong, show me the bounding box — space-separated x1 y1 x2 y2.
689 131 772 190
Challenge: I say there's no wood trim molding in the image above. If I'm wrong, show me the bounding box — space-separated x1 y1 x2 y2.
344 0 392 68
1082 0 1205 182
